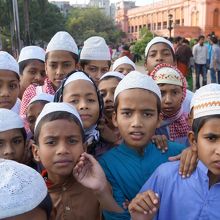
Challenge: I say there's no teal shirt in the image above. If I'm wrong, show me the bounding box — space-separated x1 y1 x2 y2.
99 141 185 220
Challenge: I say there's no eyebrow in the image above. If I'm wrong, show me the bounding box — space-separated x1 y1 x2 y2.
43 134 81 139
70 93 96 97
120 108 156 112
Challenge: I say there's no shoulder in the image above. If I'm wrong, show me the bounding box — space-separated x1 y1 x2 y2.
167 140 185 153
99 145 120 164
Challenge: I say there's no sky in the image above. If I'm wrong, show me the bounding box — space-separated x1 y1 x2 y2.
49 0 159 7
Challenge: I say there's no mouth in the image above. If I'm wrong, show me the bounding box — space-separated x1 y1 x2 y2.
214 161 220 169
0 100 11 105
129 131 144 141
80 114 92 120
54 159 73 166
105 106 114 112
163 107 174 112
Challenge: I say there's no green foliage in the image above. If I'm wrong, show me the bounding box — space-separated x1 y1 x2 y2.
133 28 153 56
65 7 123 45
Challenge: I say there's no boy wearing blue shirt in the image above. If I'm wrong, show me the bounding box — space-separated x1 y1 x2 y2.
129 84 220 220
99 71 186 219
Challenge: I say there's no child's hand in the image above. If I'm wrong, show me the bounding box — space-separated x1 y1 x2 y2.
73 152 108 192
129 191 159 220
151 135 168 153
169 146 198 178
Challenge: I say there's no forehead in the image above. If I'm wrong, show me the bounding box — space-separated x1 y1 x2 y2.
0 70 19 81
46 50 74 62
117 88 158 108
199 117 220 133
148 43 172 53
98 77 120 90
27 101 46 113
0 128 23 138
64 79 97 94
159 83 182 91
115 63 134 69
86 60 109 68
24 60 45 68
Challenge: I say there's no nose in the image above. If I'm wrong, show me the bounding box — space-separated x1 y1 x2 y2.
105 92 113 103
56 142 70 155
215 145 220 155
131 113 143 128
156 53 163 62
0 86 10 97
163 94 172 104
79 99 88 110
4 145 15 157
56 65 65 78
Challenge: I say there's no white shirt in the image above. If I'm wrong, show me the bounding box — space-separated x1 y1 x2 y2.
193 43 208 64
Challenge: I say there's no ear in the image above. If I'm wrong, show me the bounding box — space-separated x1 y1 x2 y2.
45 61 48 76
32 143 41 162
112 111 118 128
188 131 197 152
156 113 163 128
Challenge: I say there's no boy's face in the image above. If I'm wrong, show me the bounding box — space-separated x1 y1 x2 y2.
82 60 110 84
115 64 134 75
144 43 175 74
0 128 25 162
98 77 120 119
113 89 160 150
193 118 220 179
45 51 76 90
159 84 183 116
0 70 19 109
33 119 84 182
20 60 46 90
63 80 100 129
26 102 46 134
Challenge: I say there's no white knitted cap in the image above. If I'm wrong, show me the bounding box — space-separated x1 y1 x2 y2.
112 56 136 71
145 37 174 57
64 71 93 87
100 71 124 81
0 109 24 132
80 36 111 61
0 159 47 218
34 102 83 131
18 46 45 63
46 31 78 55
0 51 19 76
28 93 54 106
191 83 220 119
114 71 161 101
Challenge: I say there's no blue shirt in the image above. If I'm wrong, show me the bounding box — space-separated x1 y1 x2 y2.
140 161 220 220
99 141 185 220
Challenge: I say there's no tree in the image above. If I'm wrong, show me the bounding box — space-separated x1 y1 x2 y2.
133 28 154 57
65 7 124 45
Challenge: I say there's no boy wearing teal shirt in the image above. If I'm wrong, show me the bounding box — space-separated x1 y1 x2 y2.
99 71 186 220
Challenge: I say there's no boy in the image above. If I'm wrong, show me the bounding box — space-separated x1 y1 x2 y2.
0 159 49 219
32 102 123 220
129 84 220 220
99 71 186 219
0 51 20 113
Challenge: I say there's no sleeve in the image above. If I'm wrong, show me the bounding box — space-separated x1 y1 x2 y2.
99 157 130 220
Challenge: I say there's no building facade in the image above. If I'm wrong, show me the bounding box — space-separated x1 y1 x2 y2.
115 0 220 41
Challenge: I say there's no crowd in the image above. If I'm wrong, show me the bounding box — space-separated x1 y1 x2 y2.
0 31 220 220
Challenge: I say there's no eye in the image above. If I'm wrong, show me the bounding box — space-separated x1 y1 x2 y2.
205 135 217 142
13 138 23 145
9 83 18 89
63 63 71 68
121 111 131 117
40 71 46 77
27 117 36 124
0 141 3 147
99 91 106 98
88 67 98 73
143 112 153 117
88 98 95 103
70 99 79 104
49 63 57 69
68 138 79 145
45 139 56 145
148 53 156 58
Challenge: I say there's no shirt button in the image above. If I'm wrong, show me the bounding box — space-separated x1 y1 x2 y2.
65 206 71 211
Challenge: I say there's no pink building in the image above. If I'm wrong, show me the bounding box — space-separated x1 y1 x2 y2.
115 0 220 41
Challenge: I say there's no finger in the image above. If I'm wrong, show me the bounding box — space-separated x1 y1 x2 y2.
186 153 198 177
179 150 187 177
161 135 168 151
168 153 181 161
181 150 192 178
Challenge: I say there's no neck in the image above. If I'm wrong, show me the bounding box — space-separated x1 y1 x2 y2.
125 141 148 156
48 171 72 185
208 171 220 188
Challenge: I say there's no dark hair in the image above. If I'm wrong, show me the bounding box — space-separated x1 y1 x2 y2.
19 59 45 75
45 51 79 63
54 70 104 123
192 114 220 140
79 59 111 69
174 36 182 44
198 35 205 41
20 127 27 141
114 89 161 116
99 75 122 83
34 111 84 145
211 36 218 44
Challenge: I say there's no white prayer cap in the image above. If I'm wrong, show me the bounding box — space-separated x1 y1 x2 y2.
191 84 220 119
0 159 47 218
18 46 45 63
112 56 136 71
46 31 78 55
145 37 174 57
28 93 54 106
114 70 161 101
0 51 19 76
64 71 93 87
150 63 184 87
0 109 24 132
100 71 124 81
80 36 111 61
35 102 83 131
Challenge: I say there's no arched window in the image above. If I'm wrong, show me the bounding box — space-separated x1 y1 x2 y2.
213 8 219 27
